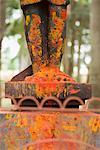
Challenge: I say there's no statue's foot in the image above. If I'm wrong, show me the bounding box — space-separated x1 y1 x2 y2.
25 65 79 98
25 65 75 82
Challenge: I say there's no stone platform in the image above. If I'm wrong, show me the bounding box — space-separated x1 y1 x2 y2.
5 65 92 107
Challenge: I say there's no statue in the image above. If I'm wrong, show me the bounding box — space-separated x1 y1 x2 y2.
5 0 91 106
20 0 70 73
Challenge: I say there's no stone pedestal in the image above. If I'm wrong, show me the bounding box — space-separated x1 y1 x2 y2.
5 65 91 108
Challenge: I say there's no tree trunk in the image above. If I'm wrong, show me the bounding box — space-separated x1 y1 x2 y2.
90 0 100 97
0 0 6 47
67 0 76 77
0 0 6 68
0 0 6 108
77 34 81 82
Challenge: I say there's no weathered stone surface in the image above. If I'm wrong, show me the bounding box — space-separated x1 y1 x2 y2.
5 81 91 100
5 66 92 107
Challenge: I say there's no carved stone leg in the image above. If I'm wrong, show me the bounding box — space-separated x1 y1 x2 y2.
48 2 69 67
21 1 49 73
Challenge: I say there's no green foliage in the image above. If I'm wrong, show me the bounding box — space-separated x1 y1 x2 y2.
2 0 27 70
6 0 20 9
5 0 24 36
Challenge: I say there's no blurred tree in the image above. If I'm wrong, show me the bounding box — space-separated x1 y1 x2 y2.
0 0 6 69
5 0 23 36
63 0 90 82
1 0 30 72
90 0 100 97
0 0 6 103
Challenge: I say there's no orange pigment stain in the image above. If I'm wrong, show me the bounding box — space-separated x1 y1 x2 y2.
24 66 79 98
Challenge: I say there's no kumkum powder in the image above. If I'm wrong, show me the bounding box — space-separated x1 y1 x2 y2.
25 65 79 98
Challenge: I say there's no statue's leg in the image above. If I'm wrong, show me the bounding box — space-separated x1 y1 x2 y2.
21 1 49 73
48 3 68 67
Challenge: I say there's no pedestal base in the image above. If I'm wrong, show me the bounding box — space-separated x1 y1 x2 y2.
5 65 92 107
